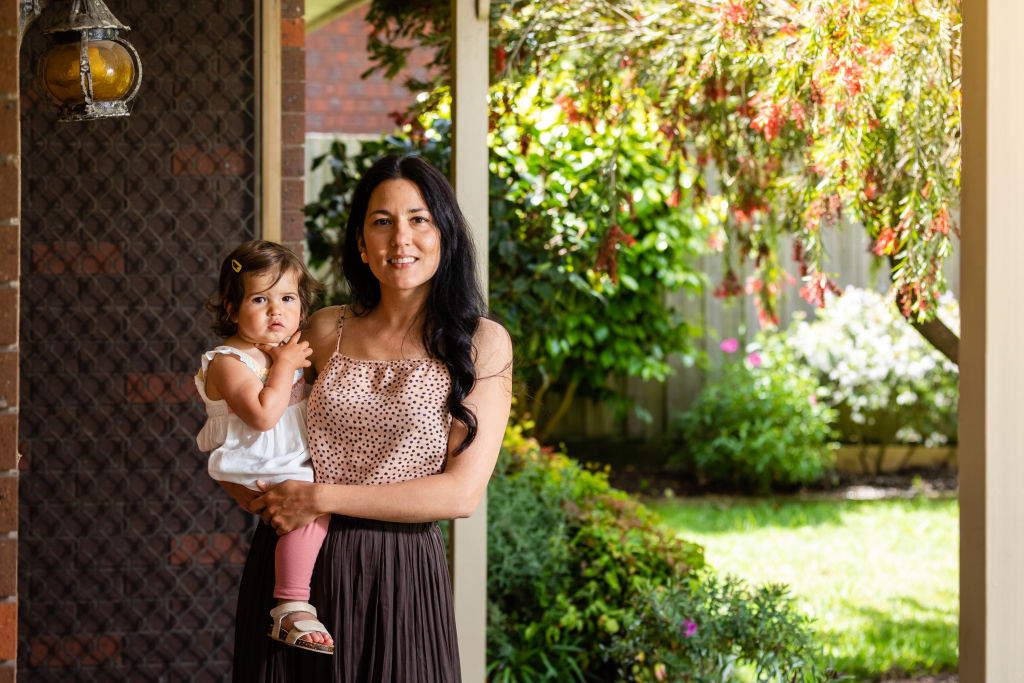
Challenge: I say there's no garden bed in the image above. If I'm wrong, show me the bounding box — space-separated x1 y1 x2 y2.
603 460 958 500
835 445 957 475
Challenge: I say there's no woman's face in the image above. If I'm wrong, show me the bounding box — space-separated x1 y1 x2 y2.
359 178 442 299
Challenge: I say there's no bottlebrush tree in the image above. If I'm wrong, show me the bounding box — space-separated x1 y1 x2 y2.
364 0 962 363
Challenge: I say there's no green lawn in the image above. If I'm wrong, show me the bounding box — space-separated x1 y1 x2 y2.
649 495 959 681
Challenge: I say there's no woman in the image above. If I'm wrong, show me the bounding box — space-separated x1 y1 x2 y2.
231 154 513 682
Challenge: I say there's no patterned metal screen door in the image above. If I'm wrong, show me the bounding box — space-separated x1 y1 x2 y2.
19 1 261 678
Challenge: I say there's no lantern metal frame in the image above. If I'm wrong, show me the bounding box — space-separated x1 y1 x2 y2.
41 0 142 122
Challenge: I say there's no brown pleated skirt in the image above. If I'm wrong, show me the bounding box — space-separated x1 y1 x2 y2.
232 515 462 683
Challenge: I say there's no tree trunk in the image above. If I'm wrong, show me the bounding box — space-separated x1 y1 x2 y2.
907 313 960 366
886 257 960 365
537 378 580 443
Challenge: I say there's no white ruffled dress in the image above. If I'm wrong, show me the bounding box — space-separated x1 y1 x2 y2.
195 346 314 489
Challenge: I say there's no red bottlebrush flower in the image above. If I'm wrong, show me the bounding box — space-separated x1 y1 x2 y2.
841 60 864 97
828 194 842 214
594 224 637 284
713 270 742 298
755 297 779 328
749 94 784 142
493 45 506 73
666 189 681 208
744 276 763 294
933 209 950 235
554 94 583 124
792 239 810 276
799 272 831 308
874 228 897 256
719 0 749 25
862 171 878 200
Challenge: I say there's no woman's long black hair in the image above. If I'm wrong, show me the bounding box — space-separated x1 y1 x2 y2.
343 154 487 455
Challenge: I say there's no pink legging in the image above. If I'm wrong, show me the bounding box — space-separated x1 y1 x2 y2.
274 514 331 601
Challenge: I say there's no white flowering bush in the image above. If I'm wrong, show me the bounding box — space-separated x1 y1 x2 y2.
783 287 959 447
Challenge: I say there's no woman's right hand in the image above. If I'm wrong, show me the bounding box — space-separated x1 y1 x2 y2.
250 479 323 535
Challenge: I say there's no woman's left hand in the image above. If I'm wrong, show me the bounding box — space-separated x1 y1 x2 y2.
250 479 322 535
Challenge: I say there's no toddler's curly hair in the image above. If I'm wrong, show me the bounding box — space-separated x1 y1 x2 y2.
207 240 324 338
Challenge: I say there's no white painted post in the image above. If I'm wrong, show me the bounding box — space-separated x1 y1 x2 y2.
960 0 1024 679
258 0 282 243
450 0 490 680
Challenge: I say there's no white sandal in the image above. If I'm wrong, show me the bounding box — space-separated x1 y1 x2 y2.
268 601 335 655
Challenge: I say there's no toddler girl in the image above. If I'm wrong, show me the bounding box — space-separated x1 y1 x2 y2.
195 240 334 655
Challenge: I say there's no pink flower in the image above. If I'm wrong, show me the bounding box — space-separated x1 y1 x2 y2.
720 338 739 353
683 621 698 637
746 352 762 367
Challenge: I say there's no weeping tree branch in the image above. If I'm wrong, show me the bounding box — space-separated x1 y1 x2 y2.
907 315 959 366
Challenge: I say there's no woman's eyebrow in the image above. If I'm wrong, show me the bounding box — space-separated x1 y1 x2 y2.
369 207 429 216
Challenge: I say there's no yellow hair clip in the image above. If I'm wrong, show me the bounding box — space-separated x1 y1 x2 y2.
231 259 242 273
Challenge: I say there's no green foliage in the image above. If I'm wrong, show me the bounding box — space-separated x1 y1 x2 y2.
608 574 840 683
785 286 959 446
304 109 707 439
671 339 838 493
487 426 705 680
487 89 707 437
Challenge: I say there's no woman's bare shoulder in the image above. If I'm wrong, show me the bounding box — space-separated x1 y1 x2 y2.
473 318 513 376
305 306 342 346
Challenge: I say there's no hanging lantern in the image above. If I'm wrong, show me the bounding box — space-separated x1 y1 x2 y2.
37 0 142 121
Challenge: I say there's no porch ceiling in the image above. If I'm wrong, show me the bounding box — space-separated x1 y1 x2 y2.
305 0 368 31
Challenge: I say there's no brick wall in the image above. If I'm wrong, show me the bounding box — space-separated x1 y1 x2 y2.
305 5 429 134
0 0 18 679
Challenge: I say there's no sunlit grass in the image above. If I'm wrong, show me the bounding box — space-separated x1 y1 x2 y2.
650 496 959 681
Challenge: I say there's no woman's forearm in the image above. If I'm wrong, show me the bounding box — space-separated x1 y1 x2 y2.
314 473 483 523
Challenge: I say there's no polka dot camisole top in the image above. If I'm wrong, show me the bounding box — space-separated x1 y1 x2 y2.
307 306 453 485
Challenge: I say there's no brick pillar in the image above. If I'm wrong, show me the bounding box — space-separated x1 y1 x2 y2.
0 0 18 680
280 1 305 258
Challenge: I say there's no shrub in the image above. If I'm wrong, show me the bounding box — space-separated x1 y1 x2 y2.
607 574 840 683
487 424 834 681
784 287 959 447
670 338 838 493
488 425 705 681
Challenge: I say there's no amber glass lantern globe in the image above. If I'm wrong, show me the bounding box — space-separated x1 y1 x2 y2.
37 0 142 121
